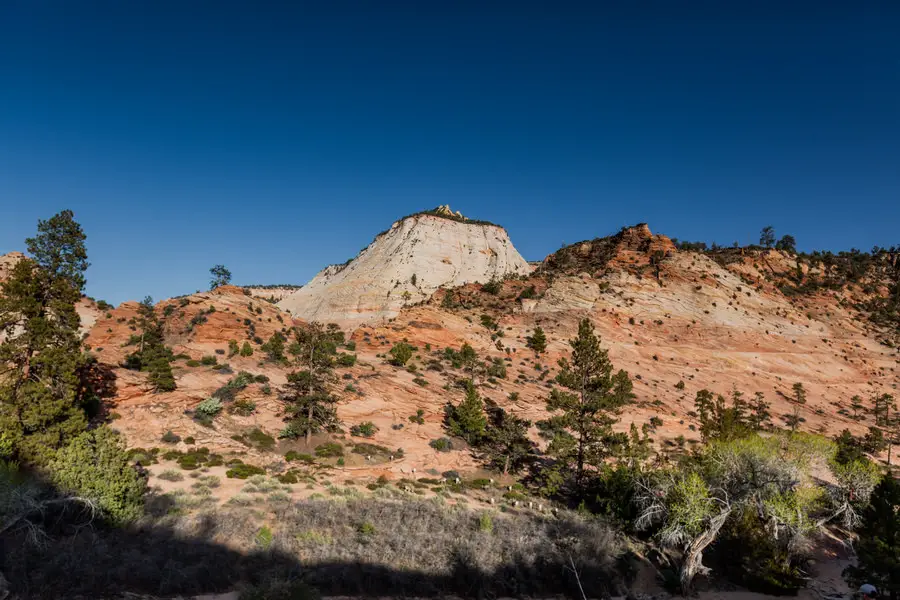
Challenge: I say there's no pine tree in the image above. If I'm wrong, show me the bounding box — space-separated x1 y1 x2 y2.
750 391 772 430
0 210 90 464
124 296 175 392
444 381 487 445
844 476 900 600
240 341 253 356
262 332 286 362
281 322 342 444
537 318 635 491
209 264 231 289
526 327 547 353
482 398 534 475
851 395 865 420
759 226 776 249
787 382 807 432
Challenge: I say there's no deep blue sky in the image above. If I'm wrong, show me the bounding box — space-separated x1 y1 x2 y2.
1 1 898 304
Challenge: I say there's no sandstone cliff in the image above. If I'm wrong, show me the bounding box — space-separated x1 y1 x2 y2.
277 210 533 329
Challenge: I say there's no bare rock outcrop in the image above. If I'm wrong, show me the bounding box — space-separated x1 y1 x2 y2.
278 210 533 329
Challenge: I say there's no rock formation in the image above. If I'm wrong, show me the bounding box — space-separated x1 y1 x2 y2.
278 209 532 329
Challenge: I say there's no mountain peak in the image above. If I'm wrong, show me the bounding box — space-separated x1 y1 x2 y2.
279 211 532 328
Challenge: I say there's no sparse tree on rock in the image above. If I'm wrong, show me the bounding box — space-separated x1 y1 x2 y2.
760 226 776 249
482 398 534 476
124 296 175 392
786 382 807 432
537 318 635 492
281 322 342 444
776 234 797 253
209 264 231 290
444 380 487 445
526 327 547 353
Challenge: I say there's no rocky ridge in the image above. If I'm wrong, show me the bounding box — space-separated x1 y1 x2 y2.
277 208 532 329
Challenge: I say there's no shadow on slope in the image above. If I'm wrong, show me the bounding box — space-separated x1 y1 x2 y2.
1 477 628 599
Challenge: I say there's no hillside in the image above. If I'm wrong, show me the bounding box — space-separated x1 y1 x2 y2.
3 219 898 599
277 207 533 329
57 222 896 497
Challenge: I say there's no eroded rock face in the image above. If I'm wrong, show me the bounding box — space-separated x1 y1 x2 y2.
278 213 533 329
0 252 25 283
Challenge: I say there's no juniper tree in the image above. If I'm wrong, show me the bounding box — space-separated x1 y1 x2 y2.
482 398 534 476
281 322 342 444
537 318 635 492
0 210 91 464
444 380 487 445
526 327 547 353
261 332 286 362
124 296 175 392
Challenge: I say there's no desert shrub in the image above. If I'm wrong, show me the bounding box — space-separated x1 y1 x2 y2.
429 437 453 452
315 442 344 458
161 430 181 444
226 463 266 479
408 409 425 425
195 397 223 418
351 443 394 458
229 398 257 416
350 421 378 438
49 427 146 524
235 428 276 451
158 469 184 482
479 512 494 532
254 374 269 383
212 371 255 402
200 355 218 366
413 376 428 387
336 353 357 367
284 451 316 464
481 279 501 295
277 471 300 484
186 359 201 367
388 342 414 366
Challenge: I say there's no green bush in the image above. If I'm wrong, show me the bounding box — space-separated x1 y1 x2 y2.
49 427 146 524
481 279 501 295
388 342 414 366
315 442 344 458
226 463 266 479
161 430 181 444
195 397 223 418
284 451 316 463
350 421 378 438
200 355 218 366
186 359 201 367
337 353 357 367
240 341 254 357
408 409 425 424
234 428 276 451
429 437 453 452
229 398 257 416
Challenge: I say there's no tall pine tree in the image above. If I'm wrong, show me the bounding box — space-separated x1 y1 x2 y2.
281 322 342 444
537 318 635 492
0 210 90 464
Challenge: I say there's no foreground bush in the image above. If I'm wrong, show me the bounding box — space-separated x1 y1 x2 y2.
48 427 146 524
